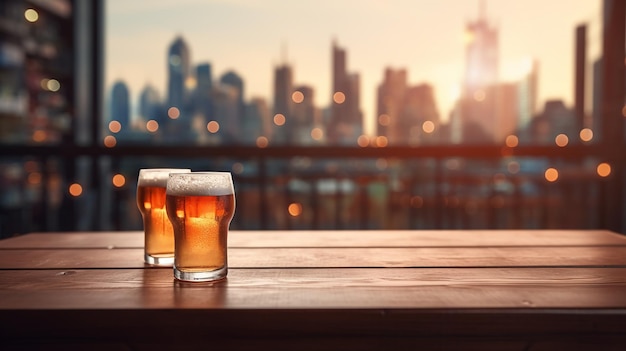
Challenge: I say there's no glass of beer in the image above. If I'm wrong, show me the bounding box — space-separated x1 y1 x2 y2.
136 168 191 265
166 172 236 282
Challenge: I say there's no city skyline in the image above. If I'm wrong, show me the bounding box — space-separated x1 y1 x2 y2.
105 0 601 135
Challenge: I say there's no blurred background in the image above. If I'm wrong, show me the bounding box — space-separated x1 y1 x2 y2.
1 0 624 236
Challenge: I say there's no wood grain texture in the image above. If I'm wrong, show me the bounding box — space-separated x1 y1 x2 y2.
1 246 626 269
1 229 624 249
2 268 626 309
2 230 626 349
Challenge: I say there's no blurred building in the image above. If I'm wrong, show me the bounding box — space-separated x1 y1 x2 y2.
272 63 294 144
328 40 363 145
166 36 191 128
109 81 130 128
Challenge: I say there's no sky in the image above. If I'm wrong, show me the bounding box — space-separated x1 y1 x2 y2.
105 0 601 135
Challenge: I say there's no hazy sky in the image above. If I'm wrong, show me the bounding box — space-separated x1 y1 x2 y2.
106 0 601 134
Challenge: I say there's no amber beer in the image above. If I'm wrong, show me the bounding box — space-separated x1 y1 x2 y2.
166 172 235 282
136 168 190 265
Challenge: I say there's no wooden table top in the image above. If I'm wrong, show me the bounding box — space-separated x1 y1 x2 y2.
2 229 626 350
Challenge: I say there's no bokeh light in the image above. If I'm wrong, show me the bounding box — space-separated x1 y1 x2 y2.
32 130 46 142
357 134 370 147
146 120 159 132
378 114 391 126
422 120 435 134
311 127 323 140
109 121 122 133
544 168 559 182
505 135 519 148
112 174 126 188
24 9 38 22
232 162 244 174
597 162 611 177
68 183 83 197
579 128 593 142
507 161 520 174
288 203 303 217
256 136 269 148
292 91 304 103
273 113 286 126
167 107 180 119
103 135 117 147
27 172 42 185
375 136 388 147
333 91 346 104
555 134 569 147
207 120 220 133
47 79 60 92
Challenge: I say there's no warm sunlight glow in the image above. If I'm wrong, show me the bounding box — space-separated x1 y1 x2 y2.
273 113 286 126
103 135 117 147
422 121 435 134
473 89 486 102
579 128 593 142
288 203 303 217
32 130 46 142
505 135 519 148
544 168 559 182
207 120 220 133
375 136 388 147
357 134 370 147
109 121 122 133
146 120 159 132
256 136 269 148
597 163 611 177
311 127 323 140
68 183 83 197
622 105 626 117
378 114 391 126
555 134 569 147
292 91 304 103
185 76 197 90
24 9 38 22
167 107 180 119
112 174 126 188
333 91 346 104
47 79 60 92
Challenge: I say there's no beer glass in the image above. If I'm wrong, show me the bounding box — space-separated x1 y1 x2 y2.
136 168 191 265
166 172 235 282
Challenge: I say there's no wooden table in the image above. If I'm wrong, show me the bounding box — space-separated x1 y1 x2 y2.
2 230 626 350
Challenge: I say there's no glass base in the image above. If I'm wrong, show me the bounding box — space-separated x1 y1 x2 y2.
144 253 175 266
174 265 228 282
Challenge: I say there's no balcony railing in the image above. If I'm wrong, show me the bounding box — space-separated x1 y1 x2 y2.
1 143 624 237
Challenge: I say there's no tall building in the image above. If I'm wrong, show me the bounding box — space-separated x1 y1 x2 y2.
463 3 498 97
328 40 362 145
110 81 130 129
457 4 501 143
194 63 213 121
272 63 294 144
220 70 244 140
138 84 163 125
243 97 271 145
292 85 318 144
376 68 408 142
166 36 191 114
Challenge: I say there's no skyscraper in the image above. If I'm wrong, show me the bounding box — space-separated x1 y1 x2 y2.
194 63 213 121
328 40 362 145
139 84 162 124
167 36 191 113
110 81 130 129
376 68 408 142
273 63 293 144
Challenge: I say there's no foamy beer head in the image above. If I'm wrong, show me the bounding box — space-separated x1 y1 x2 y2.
166 172 235 282
136 168 190 265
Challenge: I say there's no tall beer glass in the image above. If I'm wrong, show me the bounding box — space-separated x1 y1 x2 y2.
166 172 235 282
136 168 191 265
